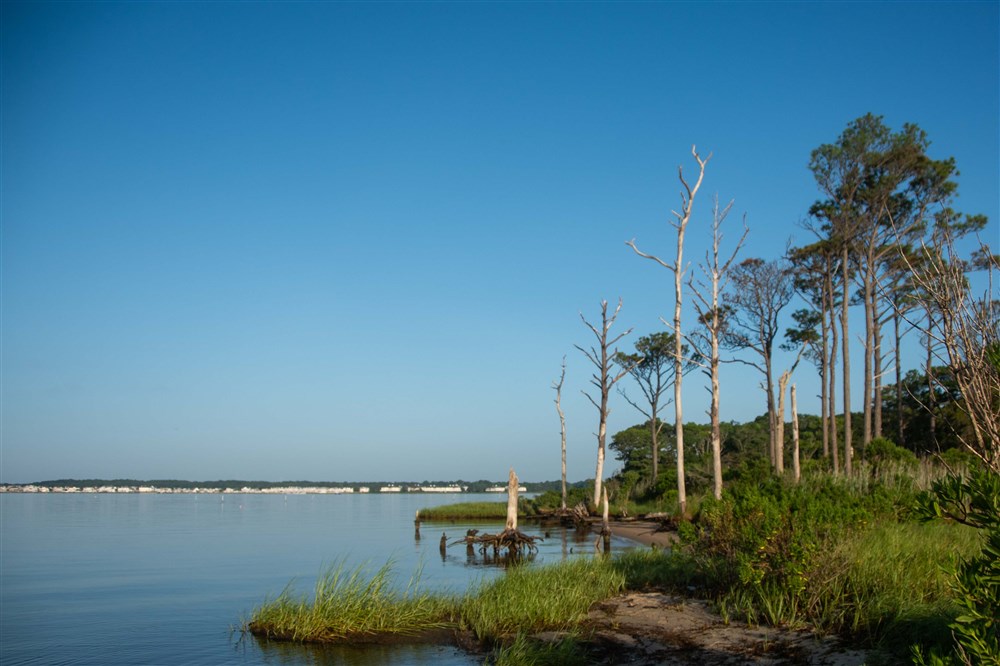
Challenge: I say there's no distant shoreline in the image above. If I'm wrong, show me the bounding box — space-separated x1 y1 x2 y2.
0 482 538 495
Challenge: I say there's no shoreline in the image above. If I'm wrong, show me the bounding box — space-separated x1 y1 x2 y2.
605 519 679 548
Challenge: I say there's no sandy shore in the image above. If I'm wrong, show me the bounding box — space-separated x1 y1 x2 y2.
566 521 867 664
607 519 680 548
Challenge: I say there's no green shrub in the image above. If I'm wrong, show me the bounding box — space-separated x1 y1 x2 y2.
912 469 1000 665
867 437 919 466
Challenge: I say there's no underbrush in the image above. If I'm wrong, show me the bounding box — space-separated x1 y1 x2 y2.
608 467 987 662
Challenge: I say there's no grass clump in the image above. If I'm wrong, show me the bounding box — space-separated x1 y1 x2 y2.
418 501 535 521
246 560 456 642
461 558 624 640
488 632 589 666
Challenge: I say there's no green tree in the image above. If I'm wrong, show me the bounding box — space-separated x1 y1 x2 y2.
615 332 686 487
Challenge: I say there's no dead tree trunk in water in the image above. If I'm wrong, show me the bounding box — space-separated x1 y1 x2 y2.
506 468 519 532
553 358 568 511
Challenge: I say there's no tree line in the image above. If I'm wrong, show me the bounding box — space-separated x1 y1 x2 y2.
556 113 998 514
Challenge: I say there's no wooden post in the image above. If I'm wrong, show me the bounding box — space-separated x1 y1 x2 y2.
505 468 518 532
792 384 801 484
414 510 421 541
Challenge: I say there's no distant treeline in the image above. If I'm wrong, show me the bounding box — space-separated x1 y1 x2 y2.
12 478 590 493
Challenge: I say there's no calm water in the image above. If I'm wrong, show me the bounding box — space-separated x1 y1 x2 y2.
0 492 633 665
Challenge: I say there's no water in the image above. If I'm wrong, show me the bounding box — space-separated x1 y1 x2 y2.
0 493 633 665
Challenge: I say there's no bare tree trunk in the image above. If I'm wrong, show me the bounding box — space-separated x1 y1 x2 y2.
766 354 776 469
596 404 608 505
792 384 801 484
710 335 723 499
862 274 874 452
627 146 710 518
690 198 744 502
601 488 611 553
776 370 791 476
820 306 829 458
827 262 839 474
650 414 659 484
553 358 568 511
925 305 937 450
506 468 519 532
576 300 633 507
894 306 904 445
873 308 883 440
841 246 853 475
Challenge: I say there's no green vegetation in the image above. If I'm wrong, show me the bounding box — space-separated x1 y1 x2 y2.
245 557 622 657
246 463 998 664
246 560 456 642
460 558 623 641
417 501 537 521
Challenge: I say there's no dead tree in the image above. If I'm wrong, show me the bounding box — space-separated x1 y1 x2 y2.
896 225 1000 472
452 469 541 557
552 357 568 511
791 384 801 483
627 146 710 517
690 196 748 499
576 299 633 507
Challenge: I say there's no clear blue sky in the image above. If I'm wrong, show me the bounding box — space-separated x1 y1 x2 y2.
2 1 997 484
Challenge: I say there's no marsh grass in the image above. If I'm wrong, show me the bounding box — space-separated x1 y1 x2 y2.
417 501 521 521
489 632 588 665
246 560 456 642
807 520 979 655
460 558 624 640
247 556 626 647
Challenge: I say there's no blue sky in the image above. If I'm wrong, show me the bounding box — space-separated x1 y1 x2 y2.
2 1 997 484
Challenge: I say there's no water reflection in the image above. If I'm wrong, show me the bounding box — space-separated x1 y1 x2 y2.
423 519 612 569
251 635 477 666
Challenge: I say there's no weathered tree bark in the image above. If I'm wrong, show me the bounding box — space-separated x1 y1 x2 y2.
690 199 746 502
601 488 611 553
841 246 853 475
775 370 791 475
862 262 875 451
576 300 633 507
553 358 568 511
506 468 519 532
792 384 801 483
627 146 710 518
925 304 938 450
820 306 829 459
894 305 905 445
873 305 884 440
792 384 802 483
827 261 839 474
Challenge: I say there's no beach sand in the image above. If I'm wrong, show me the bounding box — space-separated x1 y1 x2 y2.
607 519 679 548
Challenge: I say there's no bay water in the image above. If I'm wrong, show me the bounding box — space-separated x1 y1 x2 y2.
0 492 632 665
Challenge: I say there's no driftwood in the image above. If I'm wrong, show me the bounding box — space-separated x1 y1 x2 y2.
449 528 541 557
448 468 541 558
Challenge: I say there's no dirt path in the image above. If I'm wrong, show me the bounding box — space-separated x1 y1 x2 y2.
568 522 869 664
574 591 868 665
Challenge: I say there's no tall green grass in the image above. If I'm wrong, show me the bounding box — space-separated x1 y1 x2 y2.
460 557 624 640
418 502 525 521
808 521 978 638
247 556 626 646
246 560 456 642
